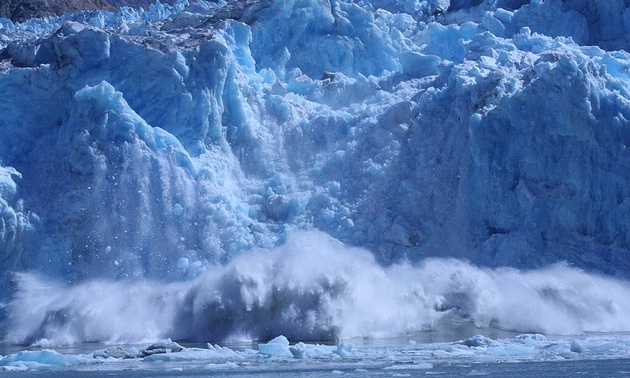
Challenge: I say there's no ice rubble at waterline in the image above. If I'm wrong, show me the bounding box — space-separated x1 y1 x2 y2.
0 0 630 351
4 333 630 373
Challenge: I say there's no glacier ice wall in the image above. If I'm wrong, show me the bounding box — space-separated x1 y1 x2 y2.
1 0 630 324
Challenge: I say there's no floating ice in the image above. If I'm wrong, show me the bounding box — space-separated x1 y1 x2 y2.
0 349 86 370
258 335 292 358
3 333 630 373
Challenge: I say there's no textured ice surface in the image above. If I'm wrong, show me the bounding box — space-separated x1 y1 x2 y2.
2 0 630 353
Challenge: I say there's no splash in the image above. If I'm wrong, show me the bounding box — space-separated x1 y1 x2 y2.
5 230 630 346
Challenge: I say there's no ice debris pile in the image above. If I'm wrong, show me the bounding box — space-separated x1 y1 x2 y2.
2 0 630 343
3 333 630 373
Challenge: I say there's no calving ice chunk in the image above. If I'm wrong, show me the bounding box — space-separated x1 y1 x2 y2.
0 0 629 355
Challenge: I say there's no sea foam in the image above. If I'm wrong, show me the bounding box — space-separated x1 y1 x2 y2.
6 230 630 346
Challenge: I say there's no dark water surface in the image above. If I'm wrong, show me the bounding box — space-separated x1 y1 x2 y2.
3 358 629 377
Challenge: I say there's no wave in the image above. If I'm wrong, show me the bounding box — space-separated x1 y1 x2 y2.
5 230 630 346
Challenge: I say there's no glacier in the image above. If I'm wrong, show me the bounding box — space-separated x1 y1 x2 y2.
1 0 630 368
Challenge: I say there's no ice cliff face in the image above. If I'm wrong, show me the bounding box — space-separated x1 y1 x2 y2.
0 0 630 302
